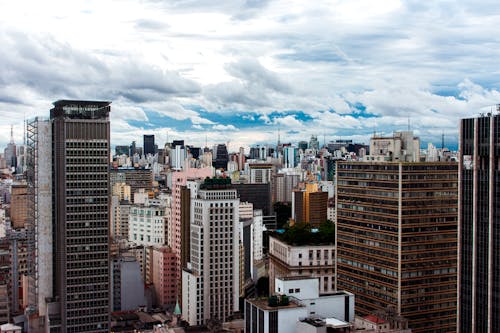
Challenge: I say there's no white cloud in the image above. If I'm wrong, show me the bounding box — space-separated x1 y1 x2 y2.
212 124 237 131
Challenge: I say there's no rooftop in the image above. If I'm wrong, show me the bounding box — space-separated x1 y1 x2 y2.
247 297 304 311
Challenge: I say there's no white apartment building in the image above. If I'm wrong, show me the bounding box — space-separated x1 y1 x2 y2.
128 198 168 246
182 181 240 326
269 235 335 295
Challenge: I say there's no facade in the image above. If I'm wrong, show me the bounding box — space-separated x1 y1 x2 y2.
111 255 146 311
28 100 111 332
273 171 301 203
233 183 272 216
249 164 273 184
268 236 335 296
292 183 328 226
171 168 213 304
182 180 240 326
365 131 420 162
151 246 177 307
458 114 500 333
114 200 131 240
213 144 229 170
10 184 28 229
109 168 153 203
128 198 167 246
336 161 458 332
112 182 131 201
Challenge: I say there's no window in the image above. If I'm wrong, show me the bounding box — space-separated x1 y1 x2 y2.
289 289 294 293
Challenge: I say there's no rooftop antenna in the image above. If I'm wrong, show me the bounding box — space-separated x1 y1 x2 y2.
205 134 208 148
407 116 411 132
10 124 14 144
441 131 445 150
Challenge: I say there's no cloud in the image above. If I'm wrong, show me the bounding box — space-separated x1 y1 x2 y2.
212 124 237 131
0 0 499 150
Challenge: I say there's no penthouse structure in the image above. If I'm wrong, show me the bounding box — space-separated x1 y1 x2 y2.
336 161 458 332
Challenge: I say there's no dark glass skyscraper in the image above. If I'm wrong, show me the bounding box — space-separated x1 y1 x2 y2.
143 134 155 156
213 144 229 170
459 114 500 333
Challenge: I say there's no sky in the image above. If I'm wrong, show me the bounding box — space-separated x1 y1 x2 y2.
1 0 500 152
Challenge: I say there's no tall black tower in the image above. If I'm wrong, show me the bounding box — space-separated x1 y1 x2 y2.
213 144 229 170
459 113 500 332
143 134 155 156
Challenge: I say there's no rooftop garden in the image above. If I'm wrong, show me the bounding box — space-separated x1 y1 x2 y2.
272 220 335 246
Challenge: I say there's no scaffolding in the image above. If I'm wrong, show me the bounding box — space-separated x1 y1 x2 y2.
25 118 39 315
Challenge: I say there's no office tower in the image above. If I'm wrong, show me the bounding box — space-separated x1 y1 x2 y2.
143 135 155 156
298 141 308 151
182 178 240 326
28 100 111 332
336 161 458 332
458 113 500 332
213 144 229 170
292 183 328 226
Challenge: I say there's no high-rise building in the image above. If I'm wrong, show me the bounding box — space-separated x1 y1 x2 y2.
248 163 273 184
336 161 458 333
458 113 500 332
4 126 17 169
171 168 213 305
182 178 240 326
28 100 111 332
143 135 155 156
213 144 229 170
292 183 328 226
10 183 28 229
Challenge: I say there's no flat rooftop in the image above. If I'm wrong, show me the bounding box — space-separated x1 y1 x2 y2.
246 298 304 311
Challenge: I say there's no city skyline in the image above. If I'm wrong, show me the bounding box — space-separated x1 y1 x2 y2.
1 1 500 150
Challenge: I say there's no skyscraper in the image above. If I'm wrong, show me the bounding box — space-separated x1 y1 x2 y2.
182 178 240 326
336 161 458 333
143 134 155 156
4 125 17 169
28 100 111 332
459 113 500 332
